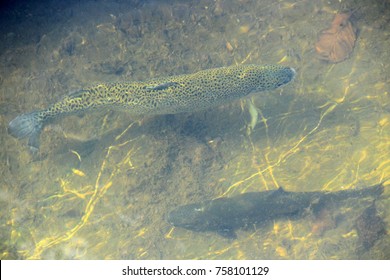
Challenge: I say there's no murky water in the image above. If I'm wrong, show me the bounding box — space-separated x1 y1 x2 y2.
0 0 389 259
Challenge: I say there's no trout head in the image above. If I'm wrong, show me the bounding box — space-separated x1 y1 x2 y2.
249 65 296 92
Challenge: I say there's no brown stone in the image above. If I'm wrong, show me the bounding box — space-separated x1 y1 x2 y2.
315 13 357 63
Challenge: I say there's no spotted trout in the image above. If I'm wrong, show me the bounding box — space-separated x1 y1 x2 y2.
168 184 384 239
8 64 295 150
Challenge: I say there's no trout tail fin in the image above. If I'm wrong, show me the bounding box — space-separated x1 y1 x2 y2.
8 111 44 151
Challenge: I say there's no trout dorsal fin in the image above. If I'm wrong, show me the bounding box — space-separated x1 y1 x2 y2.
68 89 88 98
277 186 286 193
144 82 178 91
268 186 287 199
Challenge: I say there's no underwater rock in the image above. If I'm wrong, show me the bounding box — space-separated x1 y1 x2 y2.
311 208 337 236
315 13 357 63
355 202 386 252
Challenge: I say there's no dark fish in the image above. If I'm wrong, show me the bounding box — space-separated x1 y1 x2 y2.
168 184 384 239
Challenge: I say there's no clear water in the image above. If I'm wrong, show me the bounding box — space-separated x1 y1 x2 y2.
0 0 389 259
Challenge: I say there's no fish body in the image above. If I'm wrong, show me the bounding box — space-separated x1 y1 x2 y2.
8 64 295 150
168 184 384 239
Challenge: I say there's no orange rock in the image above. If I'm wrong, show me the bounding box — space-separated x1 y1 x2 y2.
315 13 357 63
226 41 234 52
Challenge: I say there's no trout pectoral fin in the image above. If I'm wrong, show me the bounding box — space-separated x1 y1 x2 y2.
27 130 41 153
